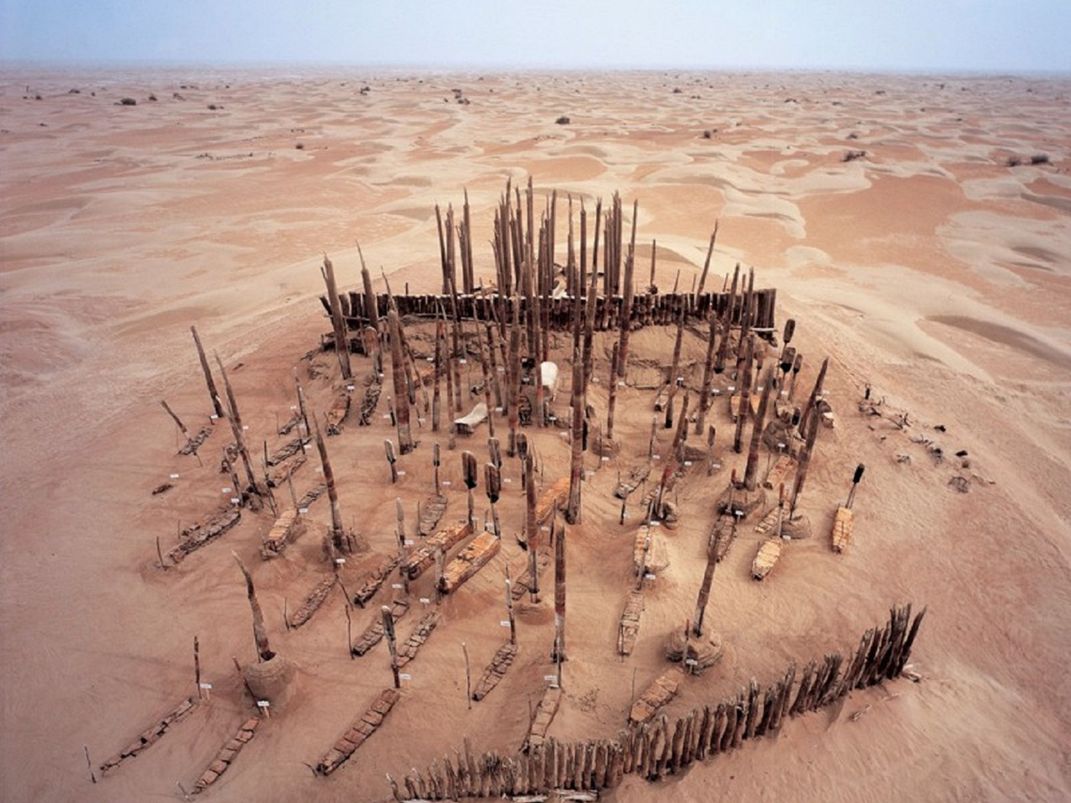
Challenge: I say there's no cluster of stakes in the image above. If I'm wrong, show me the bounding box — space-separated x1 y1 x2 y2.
97 178 919 800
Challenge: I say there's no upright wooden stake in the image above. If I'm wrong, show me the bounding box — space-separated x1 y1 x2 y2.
607 342 620 441
789 412 820 516
190 325 225 419
160 400 188 438
485 463 502 538
732 335 755 454
321 255 352 380
743 368 775 491
505 569 516 644
695 222 719 301
382 605 400 688
462 642 472 709
525 452 539 603
214 353 260 497
432 443 441 493
695 308 720 435
194 635 202 699
233 552 273 662
432 318 444 432
385 439 398 483
800 357 830 437
552 522 567 663
664 306 686 429
313 417 348 554
387 306 415 454
692 530 722 636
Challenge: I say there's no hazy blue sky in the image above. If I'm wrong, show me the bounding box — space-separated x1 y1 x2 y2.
2 0 1069 72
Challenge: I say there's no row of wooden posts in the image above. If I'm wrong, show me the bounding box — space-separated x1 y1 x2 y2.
387 604 926 801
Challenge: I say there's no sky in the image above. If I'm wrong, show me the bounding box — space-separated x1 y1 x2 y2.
1 0 1069 73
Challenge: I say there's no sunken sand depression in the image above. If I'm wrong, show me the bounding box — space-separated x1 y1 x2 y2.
1 69 1070 802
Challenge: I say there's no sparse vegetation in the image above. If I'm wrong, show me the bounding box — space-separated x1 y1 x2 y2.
555 115 571 125
118 97 137 106
843 149 867 162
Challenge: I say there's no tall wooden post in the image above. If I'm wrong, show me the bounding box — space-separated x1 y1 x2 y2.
214 353 260 496
800 357 829 437
190 326 224 418
714 264 739 374
789 411 820 516
359 248 379 328
505 569 517 644
743 368 775 491
462 451 478 530
507 297 522 456
732 335 755 454
387 306 414 454
525 452 539 603
313 417 347 554
474 321 495 437
321 255 352 380
616 201 638 378
233 553 273 662
382 605 401 689
692 529 722 637
432 318 443 432
551 521 566 662
695 308 720 435
695 221 719 301
607 342 620 441
566 301 585 524
664 306 686 429
485 463 502 538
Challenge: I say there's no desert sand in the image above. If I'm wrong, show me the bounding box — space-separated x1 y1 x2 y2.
1 68 1070 802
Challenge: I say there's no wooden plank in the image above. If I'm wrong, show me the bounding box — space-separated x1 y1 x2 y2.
628 669 683 725
751 538 782 580
617 590 644 655
261 509 305 559
404 521 473 579
441 531 500 593
314 689 401 776
831 506 854 553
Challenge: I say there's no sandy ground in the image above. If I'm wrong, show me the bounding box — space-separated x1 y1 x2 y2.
1 68 1070 802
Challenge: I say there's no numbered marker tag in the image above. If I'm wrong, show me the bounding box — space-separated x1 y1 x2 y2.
417 418 426 425
405 539 415 546
302 444 311 451
685 658 698 667
684 461 693 467
617 381 626 388
397 470 406 477
222 487 232 493
298 507 309 514
496 366 506 373
346 384 355 392
391 583 403 590
199 682 213 690
543 675 558 683
600 456 610 462
335 558 346 566
210 414 219 420
495 406 503 413
242 425 249 431
290 405 298 411
399 673 412 681
500 620 511 627
419 597 431 605
644 572 656 580
442 480 452 487
651 521 661 527
592 377 599 384
383 414 392 419
257 700 270 709
653 455 661 460
459 359 467 365
230 497 241 505
559 432 568 440
170 473 180 479
540 525 550 532
728 386 736 393
504 478 512 483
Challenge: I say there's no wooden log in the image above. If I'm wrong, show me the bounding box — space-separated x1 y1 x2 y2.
321 256 352 379
743 367 776 491
440 531 500 593
232 552 273 661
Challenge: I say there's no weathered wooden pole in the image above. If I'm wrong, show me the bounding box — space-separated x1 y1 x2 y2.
800 357 829 437
486 463 502 538
474 321 495 437
382 605 401 688
566 316 585 525
194 635 202 699
789 410 820 516
581 255 599 395
732 335 755 454
294 374 311 439
358 245 379 329
692 529 722 637
743 368 776 491
462 451 478 530
432 442 441 494
313 416 348 554
233 552 273 662
214 353 260 497
787 353 803 400
615 202 638 378
551 521 567 662
607 342 620 441
385 439 398 483
321 255 352 380
714 264 739 374
525 452 539 603
462 642 472 709
190 325 225 419
695 221 719 301
160 400 188 438
387 306 415 454
505 568 517 644
432 318 443 432
694 308 720 435
663 306 686 429
507 297 522 456
395 498 410 596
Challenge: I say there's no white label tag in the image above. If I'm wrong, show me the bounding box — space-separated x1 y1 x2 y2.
399 673 412 681
230 497 241 505
210 414 219 420
299 507 309 514
222 487 231 493
242 425 249 430
419 597 431 604
257 700 270 708
391 583 403 589
684 461 693 467
645 572 656 580
397 470 406 476
600 456 609 462
346 385 355 391
500 620 510 627
335 558 346 565
199 682 213 689
544 675 558 682
170 473 180 479
290 405 298 411
405 539 415 546
459 359 467 364
504 478 512 483
442 480 452 487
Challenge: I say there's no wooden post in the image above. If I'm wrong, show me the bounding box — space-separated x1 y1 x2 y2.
194 635 202 699
313 417 347 554
714 264 739 374
160 400 188 438
213 353 261 497
505 569 517 644
387 306 415 454
321 255 352 380
582 251 599 396
462 451 478 530
695 222 719 301
525 452 539 603
486 463 502 538
462 642 472 708
382 605 401 688
607 342 620 441
663 306 686 429
692 529 722 637
789 411 820 516
743 368 775 491
84 745 96 784
433 442 441 493
694 307 720 435
616 200 638 378
787 352 803 400
474 320 495 437
359 247 379 328
433 317 444 432
800 357 829 437
190 326 225 419
385 439 398 483
507 296 522 456
551 521 566 663
732 335 755 454
233 552 273 662
566 317 585 524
